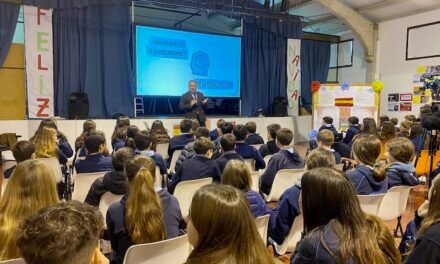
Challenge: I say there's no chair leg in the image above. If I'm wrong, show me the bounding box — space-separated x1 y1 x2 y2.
394 216 403 238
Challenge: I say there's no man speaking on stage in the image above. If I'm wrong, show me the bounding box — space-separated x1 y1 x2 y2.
179 80 208 126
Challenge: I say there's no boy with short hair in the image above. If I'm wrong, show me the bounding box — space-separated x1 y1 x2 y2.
244 121 264 145
210 119 225 141
75 131 113 173
260 128 304 195
168 137 221 194
4 140 35 179
175 127 210 170
233 124 265 170
216 134 244 173
343 116 361 144
319 116 338 134
317 129 342 164
259 124 281 158
168 119 194 158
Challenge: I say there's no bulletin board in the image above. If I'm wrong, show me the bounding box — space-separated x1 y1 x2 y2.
312 84 380 131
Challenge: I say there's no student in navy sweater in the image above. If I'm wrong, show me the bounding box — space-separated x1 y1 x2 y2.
317 129 342 164
409 122 424 155
233 124 266 170
168 119 194 158
3 141 35 179
168 137 221 194
346 134 388 194
111 116 130 152
211 121 234 159
385 137 419 188
259 124 281 158
75 131 113 174
343 116 361 144
134 131 167 175
221 160 272 221
175 127 210 171
318 116 339 134
291 168 399 264
216 134 244 173
107 155 182 264
209 119 225 141
269 147 335 246
84 147 134 206
260 128 304 195
244 121 264 145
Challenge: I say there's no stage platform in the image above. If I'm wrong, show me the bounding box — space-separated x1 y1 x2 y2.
0 116 312 159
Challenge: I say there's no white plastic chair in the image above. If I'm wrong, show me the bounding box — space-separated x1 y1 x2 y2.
156 143 169 161
1 160 16 173
168 150 182 174
260 155 273 174
123 235 190 264
250 171 260 192
255 214 270 243
0 258 26 264
155 166 162 189
173 178 213 218
99 192 123 227
378 186 413 236
334 163 344 171
264 169 304 202
357 193 386 216
72 172 106 202
37 157 63 183
244 159 256 172
273 214 304 255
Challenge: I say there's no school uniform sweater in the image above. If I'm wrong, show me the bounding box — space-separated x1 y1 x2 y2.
404 223 440 264
260 149 304 195
209 128 219 141
343 125 361 144
259 140 280 158
175 142 196 171
386 162 419 189
216 150 244 173
235 142 266 170
74 153 113 174
245 190 273 221
346 165 388 195
112 139 126 152
245 133 265 145
137 150 167 175
167 134 194 158
84 171 128 207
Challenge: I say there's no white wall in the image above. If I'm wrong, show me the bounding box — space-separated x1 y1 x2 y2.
338 34 368 84
378 9 440 121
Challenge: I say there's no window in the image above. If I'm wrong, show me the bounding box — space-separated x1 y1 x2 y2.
12 6 24 44
327 39 354 83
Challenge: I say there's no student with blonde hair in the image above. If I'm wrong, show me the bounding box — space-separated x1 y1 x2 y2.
385 137 419 188
347 134 388 194
222 160 271 219
32 126 69 164
106 155 182 264
291 168 400 264
0 160 59 260
185 184 277 264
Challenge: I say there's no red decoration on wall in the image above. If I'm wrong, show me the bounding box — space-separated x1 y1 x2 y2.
311 81 321 92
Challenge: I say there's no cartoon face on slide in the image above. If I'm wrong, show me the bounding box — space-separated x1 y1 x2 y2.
191 51 210 76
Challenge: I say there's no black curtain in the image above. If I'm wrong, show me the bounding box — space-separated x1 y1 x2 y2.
300 39 331 113
241 17 302 117
0 2 20 67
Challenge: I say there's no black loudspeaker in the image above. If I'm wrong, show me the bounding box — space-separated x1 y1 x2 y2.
68 92 89 119
272 96 288 117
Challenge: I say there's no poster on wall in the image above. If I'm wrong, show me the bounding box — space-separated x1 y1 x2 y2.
286 39 301 116
24 6 54 118
400 102 412 111
388 103 399 112
400 93 412 101
388 93 399 102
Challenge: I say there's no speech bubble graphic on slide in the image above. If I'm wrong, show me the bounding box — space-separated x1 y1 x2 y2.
191 51 210 76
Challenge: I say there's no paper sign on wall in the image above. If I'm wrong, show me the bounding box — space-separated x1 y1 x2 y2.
286 39 301 116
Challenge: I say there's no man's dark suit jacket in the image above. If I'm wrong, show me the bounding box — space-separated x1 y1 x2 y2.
178 91 206 122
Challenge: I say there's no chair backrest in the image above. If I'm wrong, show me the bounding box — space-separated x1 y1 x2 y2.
250 171 260 192
0 258 26 264
1 160 16 173
123 235 190 264
155 166 161 189
255 214 270 243
265 169 304 202
173 178 213 218
99 192 123 226
156 143 169 161
274 214 304 255
260 155 273 174
244 159 256 172
169 150 182 174
378 186 412 221
334 163 344 171
415 150 440 176
37 157 63 183
72 172 106 202
357 193 386 216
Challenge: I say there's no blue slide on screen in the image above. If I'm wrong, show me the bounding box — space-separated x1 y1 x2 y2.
135 26 241 97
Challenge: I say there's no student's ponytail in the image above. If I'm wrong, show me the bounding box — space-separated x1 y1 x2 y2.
125 168 165 244
125 137 136 151
372 163 386 182
352 134 387 182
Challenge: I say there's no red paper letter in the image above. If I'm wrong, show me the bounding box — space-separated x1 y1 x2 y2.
37 8 48 25
292 55 300 67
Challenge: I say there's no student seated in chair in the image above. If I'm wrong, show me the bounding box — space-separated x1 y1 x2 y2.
244 121 264 145
260 128 304 196
343 116 360 145
269 148 336 246
168 137 221 194
317 129 342 164
3 140 35 179
84 147 135 207
75 131 113 174
233 124 265 170
216 134 244 174
209 119 225 141
175 127 210 171
318 116 338 134
134 131 167 175
259 124 281 158
168 119 194 158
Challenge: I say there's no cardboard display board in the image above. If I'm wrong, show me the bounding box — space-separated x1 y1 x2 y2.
312 84 380 131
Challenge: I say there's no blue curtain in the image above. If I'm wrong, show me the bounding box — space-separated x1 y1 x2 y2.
0 2 20 67
300 39 331 113
241 17 302 117
53 3 134 118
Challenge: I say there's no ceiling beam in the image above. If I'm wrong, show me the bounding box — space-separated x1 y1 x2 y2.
356 0 412 12
302 14 336 28
376 3 440 22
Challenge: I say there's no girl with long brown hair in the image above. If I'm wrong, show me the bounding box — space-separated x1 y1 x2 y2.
347 134 388 194
291 168 400 264
0 160 59 260
111 116 130 151
380 121 397 143
106 155 181 264
150 120 170 144
74 119 96 157
186 184 276 264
